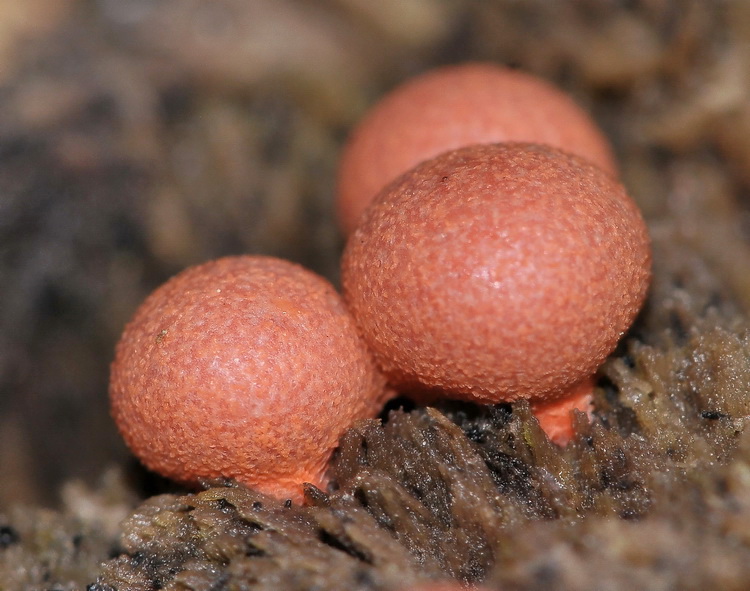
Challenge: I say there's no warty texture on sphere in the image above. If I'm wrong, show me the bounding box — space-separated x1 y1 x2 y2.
341 143 651 404
109 255 389 503
336 62 617 234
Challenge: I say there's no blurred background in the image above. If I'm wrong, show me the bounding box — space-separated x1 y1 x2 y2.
1 0 749 508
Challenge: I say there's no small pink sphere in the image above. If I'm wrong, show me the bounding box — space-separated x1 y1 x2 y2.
341 143 650 404
110 255 388 503
337 62 617 234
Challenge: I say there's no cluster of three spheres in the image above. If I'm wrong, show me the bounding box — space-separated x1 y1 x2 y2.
110 63 651 503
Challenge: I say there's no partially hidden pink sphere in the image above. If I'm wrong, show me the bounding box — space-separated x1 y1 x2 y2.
110 255 389 503
341 143 650 405
336 62 617 234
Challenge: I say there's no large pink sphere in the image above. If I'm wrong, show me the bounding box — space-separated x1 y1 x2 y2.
341 143 650 404
336 62 617 235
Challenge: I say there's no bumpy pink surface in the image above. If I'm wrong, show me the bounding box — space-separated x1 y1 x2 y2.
341 143 651 404
337 62 617 234
110 255 388 503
